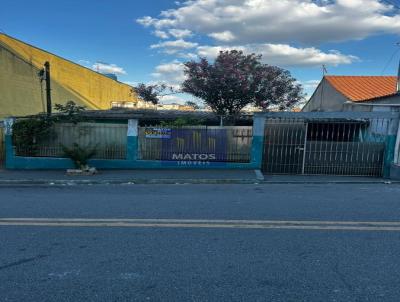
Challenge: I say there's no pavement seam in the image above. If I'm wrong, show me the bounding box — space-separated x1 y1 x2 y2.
0 179 398 185
2 219 400 232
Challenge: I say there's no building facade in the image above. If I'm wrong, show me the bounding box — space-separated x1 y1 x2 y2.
302 76 400 112
0 34 138 119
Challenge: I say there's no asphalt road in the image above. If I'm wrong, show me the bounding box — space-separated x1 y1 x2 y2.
1 183 400 302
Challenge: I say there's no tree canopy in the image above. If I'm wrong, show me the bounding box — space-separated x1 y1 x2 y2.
134 83 168 105
184 101 200 110
181 50 304 116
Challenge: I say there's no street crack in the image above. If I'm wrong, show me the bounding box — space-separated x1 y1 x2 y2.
0 254 48 271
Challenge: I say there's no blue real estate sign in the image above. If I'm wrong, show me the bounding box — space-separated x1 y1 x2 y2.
144 127 172 139
158 128 228 167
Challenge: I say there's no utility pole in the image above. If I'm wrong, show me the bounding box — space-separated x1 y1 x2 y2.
322 64 328 76
319 65 327 111
44 61 52 116
395 43 400 93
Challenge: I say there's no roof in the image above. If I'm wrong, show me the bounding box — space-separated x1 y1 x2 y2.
325 76 398 102
19 108 253 125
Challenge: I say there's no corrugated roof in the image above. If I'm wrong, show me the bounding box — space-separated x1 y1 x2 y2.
325 76 398 102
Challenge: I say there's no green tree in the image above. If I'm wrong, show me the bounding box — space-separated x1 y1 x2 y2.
184 101 200 110
134 83 177 105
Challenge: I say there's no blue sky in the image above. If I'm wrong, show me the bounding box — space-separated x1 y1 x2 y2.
2 0 400 104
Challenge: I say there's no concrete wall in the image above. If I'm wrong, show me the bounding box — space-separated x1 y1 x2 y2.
392 110 400 179
5 118 263 170
302 79 348 112
363 95 400 105
0 34 138 119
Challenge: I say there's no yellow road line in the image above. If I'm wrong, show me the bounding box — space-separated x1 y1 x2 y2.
2 218 400 226
1 218 400 231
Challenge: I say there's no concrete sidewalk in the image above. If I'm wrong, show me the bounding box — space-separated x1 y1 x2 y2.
0 169 262 185
0 169 397 185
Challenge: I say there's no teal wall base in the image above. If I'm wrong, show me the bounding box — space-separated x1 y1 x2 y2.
250 135 263 168
8 156 258 170
5 135 14 169
390 164 400 180
384 135 397 178
126 136 138 161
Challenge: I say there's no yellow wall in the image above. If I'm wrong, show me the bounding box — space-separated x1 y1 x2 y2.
0 34 138 118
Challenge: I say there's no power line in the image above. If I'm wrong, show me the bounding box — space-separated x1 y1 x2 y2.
381 43 400 75
378 0 400 76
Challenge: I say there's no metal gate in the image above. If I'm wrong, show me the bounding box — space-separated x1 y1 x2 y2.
0 125 4 169
262 118 386 177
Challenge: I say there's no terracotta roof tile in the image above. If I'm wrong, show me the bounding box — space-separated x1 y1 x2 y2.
325 76 398 102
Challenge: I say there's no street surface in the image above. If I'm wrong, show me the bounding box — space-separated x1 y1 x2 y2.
1 183 400 301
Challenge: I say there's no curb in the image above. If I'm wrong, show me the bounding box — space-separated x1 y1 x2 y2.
0 179 399 186
0 179 260 186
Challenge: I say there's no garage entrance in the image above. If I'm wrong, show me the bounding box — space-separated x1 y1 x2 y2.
262 117 387 177
0 125 4 169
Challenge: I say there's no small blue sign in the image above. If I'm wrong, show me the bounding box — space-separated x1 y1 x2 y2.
144 127 171 139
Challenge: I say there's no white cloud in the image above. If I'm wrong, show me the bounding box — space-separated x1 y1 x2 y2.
196 44 358 67
302 79 321 91
150 39 198 54
158 94 184 104
153 30 169 39
92 62 127 75
136 16 157 27
169 28 193 38
177 52 198 59
151 61 186 89
77 59 91 66
123 81 138 87
208 31 236 42
139 0 394 104
138 0 400 44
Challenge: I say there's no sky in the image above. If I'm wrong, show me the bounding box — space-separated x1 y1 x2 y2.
2 0 400 105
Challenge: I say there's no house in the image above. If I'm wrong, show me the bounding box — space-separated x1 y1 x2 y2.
302 76 400 112
110 101 198 111
0 33 139 119
157 103 195 111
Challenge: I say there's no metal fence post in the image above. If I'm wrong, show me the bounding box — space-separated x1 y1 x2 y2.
383 115 400 178
4 118 15 169
394 117 400 165
127 119 138 161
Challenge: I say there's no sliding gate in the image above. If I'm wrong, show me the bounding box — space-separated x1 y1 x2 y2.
262 118 387 177
0 125 4 169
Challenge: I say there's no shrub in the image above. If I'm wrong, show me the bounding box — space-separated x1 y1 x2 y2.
12 117 55 156
62 143 97 169
12 101 87 156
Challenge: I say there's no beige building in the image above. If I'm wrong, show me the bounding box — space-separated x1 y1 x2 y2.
302 76 400 112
